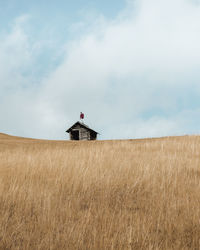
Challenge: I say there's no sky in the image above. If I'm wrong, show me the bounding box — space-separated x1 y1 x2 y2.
0 0 200 140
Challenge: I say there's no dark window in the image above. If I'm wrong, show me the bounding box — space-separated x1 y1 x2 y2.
71 130 79 140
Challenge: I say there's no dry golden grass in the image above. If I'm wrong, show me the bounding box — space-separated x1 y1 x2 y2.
0 133 200 249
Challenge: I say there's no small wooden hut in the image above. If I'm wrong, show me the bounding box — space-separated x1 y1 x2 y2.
66 121 98 141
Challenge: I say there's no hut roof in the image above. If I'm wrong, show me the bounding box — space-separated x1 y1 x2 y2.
66 121 98 134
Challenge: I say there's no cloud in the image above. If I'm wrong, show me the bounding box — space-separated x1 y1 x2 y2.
1 0 200 139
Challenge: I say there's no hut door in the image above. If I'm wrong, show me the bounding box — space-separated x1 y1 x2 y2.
71 130 79 140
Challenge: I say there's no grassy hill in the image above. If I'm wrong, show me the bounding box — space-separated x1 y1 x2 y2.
0 133 200 249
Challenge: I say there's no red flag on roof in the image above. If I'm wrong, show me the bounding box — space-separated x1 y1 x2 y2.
80 112 84 120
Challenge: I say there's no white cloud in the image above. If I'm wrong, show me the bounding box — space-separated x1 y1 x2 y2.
1 0 200 139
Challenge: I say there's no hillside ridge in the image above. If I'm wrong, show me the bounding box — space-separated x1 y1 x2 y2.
0 132 198 143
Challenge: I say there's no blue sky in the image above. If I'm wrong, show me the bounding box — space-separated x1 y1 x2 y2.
0 0 126 41
0 0 200 140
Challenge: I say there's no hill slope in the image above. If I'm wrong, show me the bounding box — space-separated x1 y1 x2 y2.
0 134 200 249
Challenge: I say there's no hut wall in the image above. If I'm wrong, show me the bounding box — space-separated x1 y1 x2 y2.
90 131 97 140
79 127 90 140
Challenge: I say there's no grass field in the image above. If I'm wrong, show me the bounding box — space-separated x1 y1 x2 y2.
0 133 200 249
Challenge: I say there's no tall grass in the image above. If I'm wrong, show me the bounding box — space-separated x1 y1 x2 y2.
0 134 200 249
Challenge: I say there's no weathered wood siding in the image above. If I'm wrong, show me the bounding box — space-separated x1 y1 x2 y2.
79 127 90 140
